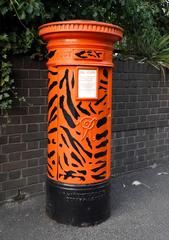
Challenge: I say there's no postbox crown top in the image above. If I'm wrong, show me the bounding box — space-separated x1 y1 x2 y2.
39 20 123 41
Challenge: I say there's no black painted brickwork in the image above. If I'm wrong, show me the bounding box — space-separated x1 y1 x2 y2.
112 60 169 175
0 56 169 203
0 57 47 203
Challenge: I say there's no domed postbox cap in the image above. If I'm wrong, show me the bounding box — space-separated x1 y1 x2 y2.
39 20 123 42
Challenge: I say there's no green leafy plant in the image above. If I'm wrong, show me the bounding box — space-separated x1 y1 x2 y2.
150 34 169 70
113 0 169 78
0 0 45 112
149 34 169 80
0 34 26 112
0 34 13 111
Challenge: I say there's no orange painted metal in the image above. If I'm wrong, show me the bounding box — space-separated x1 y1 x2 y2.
39 20 123 185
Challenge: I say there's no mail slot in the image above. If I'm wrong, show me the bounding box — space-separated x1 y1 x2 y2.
39 20 123 226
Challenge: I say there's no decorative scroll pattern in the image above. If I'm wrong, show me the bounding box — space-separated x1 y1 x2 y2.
74 50 103 60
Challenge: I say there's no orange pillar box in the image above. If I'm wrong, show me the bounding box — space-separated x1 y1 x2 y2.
39 20 123 226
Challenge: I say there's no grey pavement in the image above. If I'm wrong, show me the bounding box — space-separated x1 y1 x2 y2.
1 163 169 240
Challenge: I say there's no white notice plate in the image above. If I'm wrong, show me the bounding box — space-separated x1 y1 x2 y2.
78 69 97 99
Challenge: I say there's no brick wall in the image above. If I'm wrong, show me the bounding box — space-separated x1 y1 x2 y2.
0 56 169 203
0 57 48 203
112 61 169 175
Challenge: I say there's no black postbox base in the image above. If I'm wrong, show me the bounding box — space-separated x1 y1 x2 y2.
46 178 111 227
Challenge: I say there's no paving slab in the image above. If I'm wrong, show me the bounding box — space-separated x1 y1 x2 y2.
0 163 169 240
